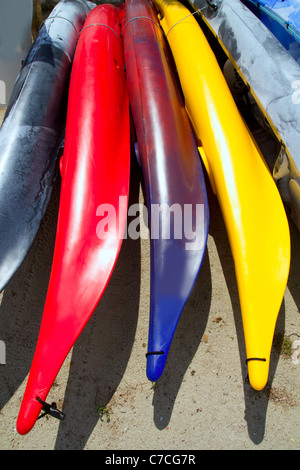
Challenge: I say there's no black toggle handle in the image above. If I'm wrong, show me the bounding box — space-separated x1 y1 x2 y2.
36 397 66 421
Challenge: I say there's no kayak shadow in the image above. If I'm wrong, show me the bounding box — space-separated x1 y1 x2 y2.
151 248 211 430
54 157 142 450
209 189 287 445
0 175 61 413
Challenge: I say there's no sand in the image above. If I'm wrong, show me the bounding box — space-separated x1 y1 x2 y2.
0 99 299 449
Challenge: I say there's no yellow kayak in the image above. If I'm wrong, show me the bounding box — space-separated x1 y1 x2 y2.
153 0 290 390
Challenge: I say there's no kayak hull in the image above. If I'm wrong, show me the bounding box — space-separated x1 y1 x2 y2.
188 0 300 230
154 0 290 390
241 0 300 63
122 0 209 382
16 3 130 435
0 0 92 293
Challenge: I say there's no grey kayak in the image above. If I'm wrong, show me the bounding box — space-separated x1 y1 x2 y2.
0 0 93 292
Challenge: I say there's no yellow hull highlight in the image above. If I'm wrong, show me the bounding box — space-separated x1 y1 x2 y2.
153 0 291 390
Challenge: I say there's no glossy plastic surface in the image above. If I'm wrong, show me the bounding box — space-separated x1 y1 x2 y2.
122 0 209 382
188 0 300 230
0 0 91 293
16 4 130 435
154 0 290 390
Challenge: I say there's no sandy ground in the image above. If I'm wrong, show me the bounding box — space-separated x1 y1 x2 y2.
0 101 299 450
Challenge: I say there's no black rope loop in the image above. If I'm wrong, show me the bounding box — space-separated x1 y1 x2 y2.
146 351 165 358
246 357 266 363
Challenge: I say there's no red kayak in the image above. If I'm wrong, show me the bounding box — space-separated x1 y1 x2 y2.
16 4 130 435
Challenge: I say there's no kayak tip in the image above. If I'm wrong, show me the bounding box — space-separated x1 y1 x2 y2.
146 350 168 382
16 414 36 436
16 395 43 435
16 396 65 435
246 357 269 391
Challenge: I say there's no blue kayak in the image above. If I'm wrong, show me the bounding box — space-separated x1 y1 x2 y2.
122 0 209 382
241 0 300 63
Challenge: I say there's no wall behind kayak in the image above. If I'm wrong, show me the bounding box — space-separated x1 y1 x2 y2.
0 0 33 108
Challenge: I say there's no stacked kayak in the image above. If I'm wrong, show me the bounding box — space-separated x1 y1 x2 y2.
241 0 300 63
16 3 130 435
122 0 209 382
0 0 292 435
188 0 300 230
153 0 290 390
0 0 92 293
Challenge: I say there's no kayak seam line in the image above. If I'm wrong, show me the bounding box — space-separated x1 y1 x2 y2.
122 16 162 34
79 23 122 42
164 8 205 37
38 16 79 36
